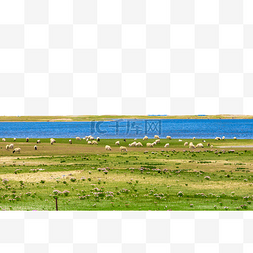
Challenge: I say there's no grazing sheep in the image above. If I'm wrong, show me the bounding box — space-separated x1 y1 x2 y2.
184 142 188 146
179 139 182 142
154 135 159 139
9 144 14 149
69 140 72 144
215 137 221 140
202 140 206 142
6 145 9 150
143 136 148 141
120 146 127 152
87 141 92 145
2 138 6 142
164 143 170 148
124 139 126 142
13 138 16 141
146 143 154 147
50 138 56 145
207 143 210 147
222 136 225 140
26 137 29 142
234 137 237 140
189 142 196 149
155 139 160 144
37 140 41 144
193 137 195 140
92 141 98 145
115 141 120 145
34 145 37 150
196 143 204 148
90 136 94 140
97 137 100 142
210 145 213 148
129 141 137 147
105 145 111 151
76 137 81 140
166 136 171 140
136 142 143 147
13 148 21 153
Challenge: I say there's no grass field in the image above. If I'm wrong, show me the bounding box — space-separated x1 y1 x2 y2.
0 114 252 121
0 137 253 211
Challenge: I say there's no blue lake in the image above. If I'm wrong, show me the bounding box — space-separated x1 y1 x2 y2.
0 119 252 139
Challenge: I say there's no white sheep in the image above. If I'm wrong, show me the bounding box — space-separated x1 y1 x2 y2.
90 136 94 140
189 142 196 149
34 145 37 150
9 144 14 149
50 138 56 145
129 142 137 147
166 136 171 140
2 138 6 142
154 135 159 139
184 142 188 146
13 138 16 141
146 143 154 147
92 140 98 145
143 136 148 141
136 142 143 147
26 137 29 142
210 145 213 148
105 145 111 151
164 143 170 148
234 137 237 140
115 141 120 145
196 143 204 148
76 137 81 140
6 145 9 150
69 140 72 144
193 137 195 140
87 141 92 145
120 146 127 152
13 148 21 153
37 140 41 144
179 139 182 142
222 136 225 140
155 139 160 144
97 137 100 142
215 137 221 140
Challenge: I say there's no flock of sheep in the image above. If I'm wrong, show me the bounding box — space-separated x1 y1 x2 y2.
1 134 238 154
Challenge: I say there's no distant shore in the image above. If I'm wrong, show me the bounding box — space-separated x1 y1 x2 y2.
0 114 252 122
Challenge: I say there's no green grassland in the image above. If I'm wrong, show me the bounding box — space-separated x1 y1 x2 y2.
0 138 253 211
0 114 252 121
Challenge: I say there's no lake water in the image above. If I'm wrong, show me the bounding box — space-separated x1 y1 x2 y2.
0 119 252 139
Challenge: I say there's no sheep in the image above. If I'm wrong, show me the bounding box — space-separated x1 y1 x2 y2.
9 144 14 149
136 142 143 147
215 137 221 140
26 137 29 142
152 142 157 146
134 138 137 140
120 146 127 152
166 136 171 140
196 143 204 148
87 141 92 145
115 141 120 145
222 136 225 140
155 139 160 144
6 145 9 150
34 145 37 150
97 137 100 142
2 138 6 142
76 137 81 140
143 136 148 141
207 143 210 147
189 142 196 149
234 137 237 140
50 138 56 145
179 139 182 142
184 142 188 146
124 139 126 142
37 140 41 144
105 145 111 151
210 145 213 148
154 135 159 139
69 140 72 144
90 136 94 140
13 138 16 141
193 137 195 140
164 143 170 148
92 140 98 145
129 142 137 147
146 143 154 147
13 148 21 153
